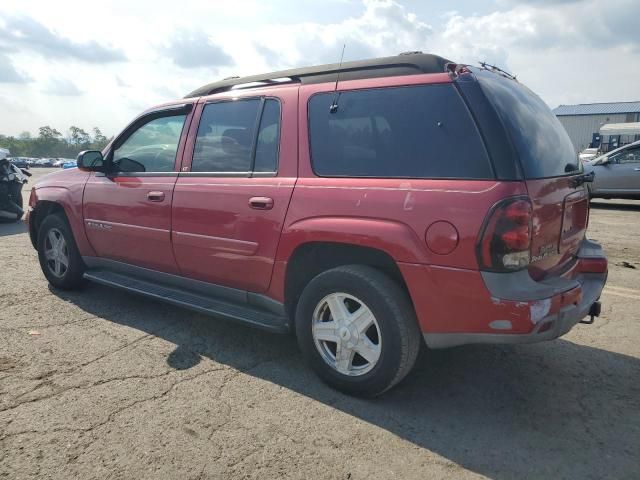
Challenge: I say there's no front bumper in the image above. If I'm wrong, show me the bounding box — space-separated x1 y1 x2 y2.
423 239 607 349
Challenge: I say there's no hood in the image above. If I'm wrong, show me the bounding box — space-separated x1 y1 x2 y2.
34 165 90 189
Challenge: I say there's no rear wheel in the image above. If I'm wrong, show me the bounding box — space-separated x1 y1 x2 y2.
295 265 421 397
37 213 85 289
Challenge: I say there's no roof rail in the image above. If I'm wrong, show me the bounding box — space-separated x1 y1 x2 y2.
185 52 452 98
230 77 296 91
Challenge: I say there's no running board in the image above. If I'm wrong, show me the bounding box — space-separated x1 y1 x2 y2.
83 269 290 333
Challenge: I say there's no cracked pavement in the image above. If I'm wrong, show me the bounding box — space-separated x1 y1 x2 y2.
0 169 639 479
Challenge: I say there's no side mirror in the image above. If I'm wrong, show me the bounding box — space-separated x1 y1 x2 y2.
77 150 106 172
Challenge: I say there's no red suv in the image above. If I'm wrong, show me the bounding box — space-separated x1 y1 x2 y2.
28 53 607 396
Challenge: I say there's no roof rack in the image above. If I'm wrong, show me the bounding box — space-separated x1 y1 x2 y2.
185 52 452 98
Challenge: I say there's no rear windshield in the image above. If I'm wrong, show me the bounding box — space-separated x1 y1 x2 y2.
475 69 580 178
308 84 493 179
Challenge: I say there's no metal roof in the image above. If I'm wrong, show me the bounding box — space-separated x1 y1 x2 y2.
553 101 640 116
186 52 452 98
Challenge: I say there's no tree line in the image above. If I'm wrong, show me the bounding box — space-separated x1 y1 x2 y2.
0 126 113 159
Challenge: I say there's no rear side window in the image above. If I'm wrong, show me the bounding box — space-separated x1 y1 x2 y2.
254 99 281 172
475 69 580 178
308 84 492 179
192 98 280 173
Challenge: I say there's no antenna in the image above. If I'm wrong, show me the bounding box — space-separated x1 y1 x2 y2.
329 44 346 114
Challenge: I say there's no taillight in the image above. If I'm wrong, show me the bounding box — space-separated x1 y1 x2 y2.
477 197 532 271
28 187 37 208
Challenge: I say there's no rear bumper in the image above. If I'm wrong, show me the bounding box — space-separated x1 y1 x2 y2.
410 239 607 349
424 270 606 348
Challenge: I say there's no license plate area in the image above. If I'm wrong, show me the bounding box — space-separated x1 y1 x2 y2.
559 190 589 254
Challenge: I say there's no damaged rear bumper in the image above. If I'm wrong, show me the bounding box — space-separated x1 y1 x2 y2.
423 239 607 349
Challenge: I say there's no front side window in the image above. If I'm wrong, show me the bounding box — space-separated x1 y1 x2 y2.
191 98 281 173
113 115 186 172
611 147 640 164
308 84 492 179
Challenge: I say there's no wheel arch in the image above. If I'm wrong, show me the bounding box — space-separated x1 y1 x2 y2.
283 241 413 320
29 187 95 256
29 200 66 249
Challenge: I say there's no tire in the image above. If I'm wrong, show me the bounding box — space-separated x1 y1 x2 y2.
295 265 421 397
37 213 85 290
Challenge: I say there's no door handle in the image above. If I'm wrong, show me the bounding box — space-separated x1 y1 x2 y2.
147 191 165 202
249 196 274 210
634 168 640 171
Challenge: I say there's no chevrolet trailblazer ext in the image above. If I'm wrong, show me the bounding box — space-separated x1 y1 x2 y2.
28 53 607 396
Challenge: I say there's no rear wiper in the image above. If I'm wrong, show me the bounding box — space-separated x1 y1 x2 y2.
479 62 517 80
570 171 595 188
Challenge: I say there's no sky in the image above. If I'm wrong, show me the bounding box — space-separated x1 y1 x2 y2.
1 0 639 138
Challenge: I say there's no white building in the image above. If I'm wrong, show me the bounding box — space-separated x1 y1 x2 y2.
553 101 640 153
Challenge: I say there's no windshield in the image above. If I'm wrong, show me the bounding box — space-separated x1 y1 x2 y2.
474 68 581 178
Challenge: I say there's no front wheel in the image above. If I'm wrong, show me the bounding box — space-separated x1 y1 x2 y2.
295 265 421 397
37 213 85 290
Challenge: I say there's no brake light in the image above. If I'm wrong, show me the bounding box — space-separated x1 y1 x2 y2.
28 187 37 208
477 197 533 271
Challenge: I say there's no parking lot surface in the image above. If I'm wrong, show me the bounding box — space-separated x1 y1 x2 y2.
1 169 639 479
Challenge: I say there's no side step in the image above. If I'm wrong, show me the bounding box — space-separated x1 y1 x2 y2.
83 269 290 333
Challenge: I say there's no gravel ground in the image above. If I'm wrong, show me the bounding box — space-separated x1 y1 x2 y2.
1 168 639 479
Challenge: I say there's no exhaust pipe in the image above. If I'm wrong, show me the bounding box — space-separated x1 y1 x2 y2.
580 301 601 325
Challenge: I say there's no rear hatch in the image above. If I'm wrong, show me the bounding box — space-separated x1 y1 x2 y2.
474 69 589 279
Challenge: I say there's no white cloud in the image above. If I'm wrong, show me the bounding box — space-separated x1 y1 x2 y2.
43 77 83 96
0 0 638 137
162 30 233 69
0 53 31 84
254 0 433 67
0 15 126 63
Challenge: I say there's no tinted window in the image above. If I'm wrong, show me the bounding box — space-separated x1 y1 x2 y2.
192 99 261 172
475 69 580 178
254 99 280 172
308 84 492 179
113 115 186 172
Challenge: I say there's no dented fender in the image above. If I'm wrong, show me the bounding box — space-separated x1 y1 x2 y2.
29 169 95 256
275 216 429 264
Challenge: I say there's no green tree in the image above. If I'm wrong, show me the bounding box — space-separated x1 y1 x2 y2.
91 127 109 150
69 126 90 147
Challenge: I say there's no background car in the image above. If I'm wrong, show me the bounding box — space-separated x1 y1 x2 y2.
579 147 599 162
9 157 30 169
583 140 640 199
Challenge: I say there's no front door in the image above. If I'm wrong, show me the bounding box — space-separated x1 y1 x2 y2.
171 89 297 292
83 108 191 274
593 145 640 195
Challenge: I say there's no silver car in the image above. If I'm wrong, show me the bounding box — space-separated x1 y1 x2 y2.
583 140 640 199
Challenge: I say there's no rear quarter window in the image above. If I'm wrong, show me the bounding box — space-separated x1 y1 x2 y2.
308 84 493 179
475 69 580 178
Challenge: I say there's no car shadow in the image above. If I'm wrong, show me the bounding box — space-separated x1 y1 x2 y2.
590 200 640 211
0 220 27 237
51 283 639 479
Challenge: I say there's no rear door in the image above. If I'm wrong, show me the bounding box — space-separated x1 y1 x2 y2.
171 87 298 292
83 106 191 274
474 69 589 278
